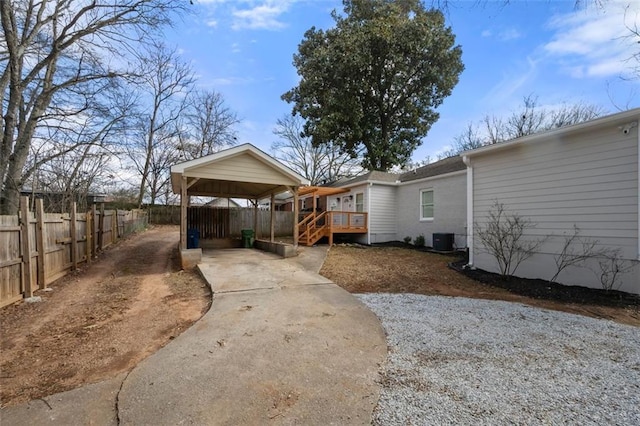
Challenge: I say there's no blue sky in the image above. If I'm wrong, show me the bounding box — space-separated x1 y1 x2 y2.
165 0 640 164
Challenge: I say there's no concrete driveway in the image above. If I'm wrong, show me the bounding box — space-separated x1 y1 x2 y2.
3 246 387 425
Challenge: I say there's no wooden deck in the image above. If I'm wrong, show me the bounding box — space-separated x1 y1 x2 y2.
298 211 367 246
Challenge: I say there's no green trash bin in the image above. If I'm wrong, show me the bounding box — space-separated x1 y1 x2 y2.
241 229 254 248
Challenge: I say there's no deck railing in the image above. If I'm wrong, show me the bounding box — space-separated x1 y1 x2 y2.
327 211 367 230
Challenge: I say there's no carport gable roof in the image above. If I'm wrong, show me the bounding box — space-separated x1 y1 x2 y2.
170 143 310 199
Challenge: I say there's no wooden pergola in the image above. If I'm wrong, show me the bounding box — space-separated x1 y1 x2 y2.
170 144 310 252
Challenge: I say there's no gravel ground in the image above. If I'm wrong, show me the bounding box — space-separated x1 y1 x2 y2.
357 293 640 425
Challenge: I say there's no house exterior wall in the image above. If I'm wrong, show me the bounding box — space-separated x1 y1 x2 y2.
396 172 467 248
470 124 639 295
368 184 397 243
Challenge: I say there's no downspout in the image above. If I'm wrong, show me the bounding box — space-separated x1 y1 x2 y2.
462 155 473 267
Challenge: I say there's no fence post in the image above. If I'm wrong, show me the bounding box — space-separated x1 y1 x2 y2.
70 202 78 270
98 203 105 251
35 198 46 289
91 203 97 258
110 210 114 243
115 210 119 239
19 196 34 298
87 209 93 264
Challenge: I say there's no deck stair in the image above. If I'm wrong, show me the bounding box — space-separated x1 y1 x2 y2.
297 211 368 246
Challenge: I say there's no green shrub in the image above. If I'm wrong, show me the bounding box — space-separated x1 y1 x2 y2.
403 236 412 244
414 234 425 247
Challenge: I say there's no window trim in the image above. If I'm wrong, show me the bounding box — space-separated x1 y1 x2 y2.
420 188 434 221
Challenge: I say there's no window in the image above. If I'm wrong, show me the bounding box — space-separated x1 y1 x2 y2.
420 189 434 220
355 193 364 212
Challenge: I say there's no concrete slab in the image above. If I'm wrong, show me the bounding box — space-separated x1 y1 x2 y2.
0 373 125 426
120 249 386 425
198 250 333 293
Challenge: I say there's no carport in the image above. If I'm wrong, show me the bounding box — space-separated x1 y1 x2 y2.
170 144 310 265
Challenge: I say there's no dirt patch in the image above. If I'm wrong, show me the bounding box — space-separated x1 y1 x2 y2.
0 226 211 408
320 245 639 327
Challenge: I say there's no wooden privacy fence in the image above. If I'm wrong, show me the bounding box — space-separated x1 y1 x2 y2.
0 196 147 308
187 207 294 239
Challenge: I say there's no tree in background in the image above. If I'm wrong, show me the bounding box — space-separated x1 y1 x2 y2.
127 42 195 207
271 114 361 185
282 0 464 171
439 96 604 158
179 89 240 160
0 0 187 214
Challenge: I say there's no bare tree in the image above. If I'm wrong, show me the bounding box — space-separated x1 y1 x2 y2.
127 42 194 206
0 0 187 214
437 123 484 159
271 114 361 185
475 200 546 277
179 89 240 160
23 82 136 211
442 96 604 158
622 5 640 80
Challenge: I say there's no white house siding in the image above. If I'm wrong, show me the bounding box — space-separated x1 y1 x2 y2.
396 173 467 248
471 124 639 295
368 184 397 244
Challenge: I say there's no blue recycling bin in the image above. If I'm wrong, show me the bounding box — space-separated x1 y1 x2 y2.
187 228 200 249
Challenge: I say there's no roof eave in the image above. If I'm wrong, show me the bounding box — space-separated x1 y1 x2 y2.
462 108 640 158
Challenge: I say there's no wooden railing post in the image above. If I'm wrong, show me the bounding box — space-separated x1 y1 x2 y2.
19 196 33 298
70 202 78 270
35 198 45 289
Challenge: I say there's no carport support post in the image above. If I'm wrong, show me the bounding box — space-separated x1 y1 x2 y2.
20 196 33 298
270 193 275 242
292 187 299 249
180 176 187 250
253 199 259 240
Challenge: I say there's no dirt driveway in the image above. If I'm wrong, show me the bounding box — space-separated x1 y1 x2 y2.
0 226 210 408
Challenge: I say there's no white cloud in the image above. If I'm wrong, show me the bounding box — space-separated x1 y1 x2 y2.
499 28 522 41
483 56 539 106
207 76 255 87
231 42 241 53
231 1 292 31
543 4 639 78
206 19 218 28
480 27 521 41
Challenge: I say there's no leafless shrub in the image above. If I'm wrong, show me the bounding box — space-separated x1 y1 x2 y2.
550 225 607 283
474 201 545 277
594 250 639 292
